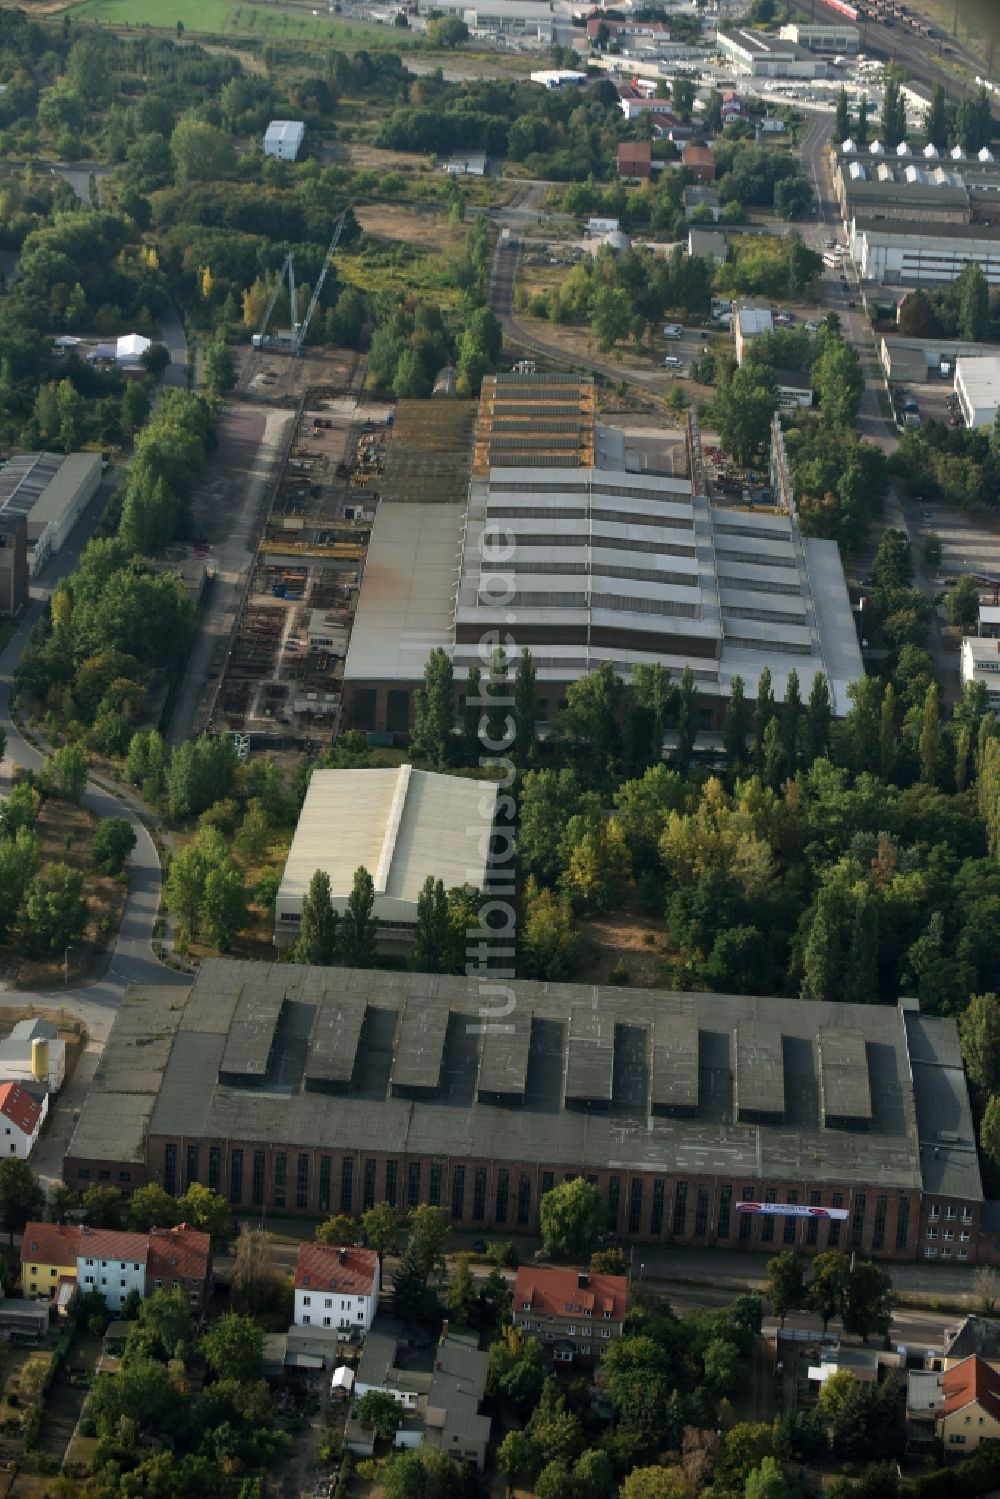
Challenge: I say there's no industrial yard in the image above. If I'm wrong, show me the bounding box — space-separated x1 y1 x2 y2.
206 396 394 746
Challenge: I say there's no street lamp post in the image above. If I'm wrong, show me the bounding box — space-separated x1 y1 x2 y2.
63 946 72 985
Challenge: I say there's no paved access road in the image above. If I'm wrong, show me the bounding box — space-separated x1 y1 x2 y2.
0 481 188 1025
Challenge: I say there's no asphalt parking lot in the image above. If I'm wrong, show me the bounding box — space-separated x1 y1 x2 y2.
914 501 1000 586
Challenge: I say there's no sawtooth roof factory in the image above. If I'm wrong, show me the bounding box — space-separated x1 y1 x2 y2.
833 141 1000 287
341 372 863 737
63 961 998 1265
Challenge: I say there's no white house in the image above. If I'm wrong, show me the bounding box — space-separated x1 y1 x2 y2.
293 1244 380 1335
75 1225 213 1313
0 1083 46 1158
264 120 305 161
961 636 1000 713
76 1228 148 1312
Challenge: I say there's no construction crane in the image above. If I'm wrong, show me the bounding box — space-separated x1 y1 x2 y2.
294 211 347 357
250 210 348 355
252 251 297 351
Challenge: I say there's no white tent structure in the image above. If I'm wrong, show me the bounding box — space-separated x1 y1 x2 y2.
116 333 151 364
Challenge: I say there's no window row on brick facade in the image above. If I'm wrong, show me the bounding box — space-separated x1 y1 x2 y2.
149 1142 931 1258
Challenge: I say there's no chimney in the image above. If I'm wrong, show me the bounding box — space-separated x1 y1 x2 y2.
578 1272 589 1289
339 1247 347 1265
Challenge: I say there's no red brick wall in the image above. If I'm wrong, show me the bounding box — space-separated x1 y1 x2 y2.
143 1135 982 1263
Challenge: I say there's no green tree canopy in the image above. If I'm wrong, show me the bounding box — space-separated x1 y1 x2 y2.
539 1177 604 1260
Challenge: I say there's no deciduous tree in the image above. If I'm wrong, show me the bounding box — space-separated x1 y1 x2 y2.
539 1177 603 1261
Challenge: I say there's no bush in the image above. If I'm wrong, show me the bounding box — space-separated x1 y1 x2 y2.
487 1240 519 1269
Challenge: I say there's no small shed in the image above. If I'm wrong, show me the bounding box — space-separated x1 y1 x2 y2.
331 1364 355 1397
116 333 150 364
264 120 305 161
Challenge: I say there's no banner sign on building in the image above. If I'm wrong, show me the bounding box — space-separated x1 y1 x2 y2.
735 1202 849 1220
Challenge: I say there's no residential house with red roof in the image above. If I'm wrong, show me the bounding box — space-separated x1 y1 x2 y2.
618 142 652 181
512 1267 628 1365
0 1082 46 1159
293 1244 380 1335
21 1223 80 1301
72 1223 212 1313
940 1356 1000 1450
907 1355 1000 1453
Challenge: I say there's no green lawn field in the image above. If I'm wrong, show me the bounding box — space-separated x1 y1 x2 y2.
67 0 420 48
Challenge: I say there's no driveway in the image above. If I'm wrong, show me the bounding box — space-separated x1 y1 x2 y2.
159 301 189 390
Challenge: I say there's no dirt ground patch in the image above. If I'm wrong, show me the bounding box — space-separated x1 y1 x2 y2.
355 202 461 250
238 342 359 406
334 140 431 172
577 908 670 987
15 800 126 989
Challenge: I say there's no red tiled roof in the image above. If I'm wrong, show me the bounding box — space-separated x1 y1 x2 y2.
21 1222 80 1265
618 143 652 166
295 1243 378 1296
77 1226 150 1263
513 1267 628 1322
683 145 715 165
942 1356 1000 1422
0 1083 42 1137
147 1226 212 1285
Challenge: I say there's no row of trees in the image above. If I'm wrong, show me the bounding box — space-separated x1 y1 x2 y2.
765 1250 892 1339
119 389 215 555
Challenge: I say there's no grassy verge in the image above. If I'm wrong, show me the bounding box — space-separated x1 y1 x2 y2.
63 0 421 48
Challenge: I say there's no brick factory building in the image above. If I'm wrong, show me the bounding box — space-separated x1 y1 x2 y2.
63 961 997 1266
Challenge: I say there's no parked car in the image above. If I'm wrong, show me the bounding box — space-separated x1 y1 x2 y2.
664 356 683 368
663 323 683 339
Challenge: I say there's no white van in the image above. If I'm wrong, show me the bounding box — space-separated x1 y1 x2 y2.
663 324 683 339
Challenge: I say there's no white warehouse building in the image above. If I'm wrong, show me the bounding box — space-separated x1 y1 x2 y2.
0 451 102 576
961 636 1000 712
264 120 305 161
850 219 1000 288
955 356 1000 429
778 22 861 54
274 764 498 955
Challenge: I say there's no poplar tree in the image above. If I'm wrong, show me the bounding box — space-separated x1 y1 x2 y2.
412 876 449 974
461 663 482 765
834 87 850 142
485 646 510 750
723 675 750 771
675 665 699 772
918 682 941 785
753 666 775 774
782 668 801 776
804 673 832 766
512 648 538 769
411 648 454 768
294 868 338 966
879 683 896 782
341 866 377 968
